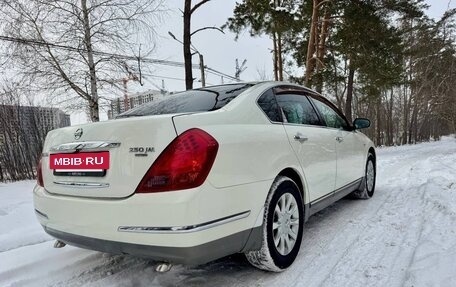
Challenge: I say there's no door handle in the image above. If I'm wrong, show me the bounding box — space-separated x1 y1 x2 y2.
294 133 308 142
336 136 344 143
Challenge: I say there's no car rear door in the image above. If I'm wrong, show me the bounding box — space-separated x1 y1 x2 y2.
274 89 337 202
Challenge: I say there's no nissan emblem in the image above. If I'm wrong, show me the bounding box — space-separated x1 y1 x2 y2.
74 128 83 140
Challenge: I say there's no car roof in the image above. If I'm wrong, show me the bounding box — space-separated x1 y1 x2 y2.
196 81 320 95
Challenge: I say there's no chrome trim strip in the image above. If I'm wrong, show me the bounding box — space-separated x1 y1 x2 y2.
118 211 251 234
35 209 49 219
310 178 363 206
50 141 121 153
311 192 333 205
53 181 110 188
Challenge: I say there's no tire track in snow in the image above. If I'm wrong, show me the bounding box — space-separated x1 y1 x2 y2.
322 155 440 286
287 142 456 287
402 151 456 286
304 150 422 286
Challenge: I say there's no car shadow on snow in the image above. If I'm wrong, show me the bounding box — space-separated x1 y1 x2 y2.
139 195 370 287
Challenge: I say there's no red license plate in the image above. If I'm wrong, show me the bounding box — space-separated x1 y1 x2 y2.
50 152 110 170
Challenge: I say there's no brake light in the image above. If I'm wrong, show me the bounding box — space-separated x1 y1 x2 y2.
37 158 44 187
136 128 219 193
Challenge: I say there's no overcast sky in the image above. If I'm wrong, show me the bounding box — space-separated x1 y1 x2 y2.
73 0 455 124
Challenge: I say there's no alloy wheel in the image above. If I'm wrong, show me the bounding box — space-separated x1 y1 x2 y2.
272 193 300 256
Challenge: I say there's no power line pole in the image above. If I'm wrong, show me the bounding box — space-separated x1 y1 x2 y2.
199 54 206 87
169 31 209 87
235 58 247 80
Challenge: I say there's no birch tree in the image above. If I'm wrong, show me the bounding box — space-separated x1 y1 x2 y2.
0 0 163 122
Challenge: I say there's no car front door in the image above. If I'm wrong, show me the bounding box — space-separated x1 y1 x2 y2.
310 97 365 189
275 90 337 202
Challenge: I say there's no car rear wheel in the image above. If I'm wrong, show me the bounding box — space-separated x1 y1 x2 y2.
245 176 304 272
352 153 376 199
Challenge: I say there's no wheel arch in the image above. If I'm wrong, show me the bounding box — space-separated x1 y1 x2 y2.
368 147 376 168
278 168 303 195
277 168 308 208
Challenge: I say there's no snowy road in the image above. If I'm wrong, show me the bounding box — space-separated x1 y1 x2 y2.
1 137 455 287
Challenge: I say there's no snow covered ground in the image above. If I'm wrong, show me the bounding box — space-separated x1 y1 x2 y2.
1 136 455 287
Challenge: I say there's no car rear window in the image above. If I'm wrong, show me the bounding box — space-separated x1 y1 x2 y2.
117 83 255 118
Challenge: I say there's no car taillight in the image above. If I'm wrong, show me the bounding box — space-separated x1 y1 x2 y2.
37 158 44 187
136 128 219 193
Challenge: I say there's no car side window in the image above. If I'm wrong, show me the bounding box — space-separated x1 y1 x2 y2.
311 98 348 129
257 89 282 122
275 94 321 126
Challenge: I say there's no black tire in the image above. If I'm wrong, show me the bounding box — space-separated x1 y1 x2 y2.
245 176 304 272
352 153 376 199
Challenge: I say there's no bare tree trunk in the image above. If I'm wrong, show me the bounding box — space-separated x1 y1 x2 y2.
409 101 418 144
315 8 330 93
402 86 409 145
387 90 394 145
183 0 193 90
182 0 213 89
272 32 279 81
305 0 319 86
277 32 283 81
376 96 382 145
344 63 355 123
81 0 99 122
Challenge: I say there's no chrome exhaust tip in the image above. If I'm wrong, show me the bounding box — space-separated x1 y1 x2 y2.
155 262 173 273
53 240 66 248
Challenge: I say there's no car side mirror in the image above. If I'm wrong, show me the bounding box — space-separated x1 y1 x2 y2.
353 118 371 130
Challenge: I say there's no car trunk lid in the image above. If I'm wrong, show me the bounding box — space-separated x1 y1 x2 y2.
41 115 177 198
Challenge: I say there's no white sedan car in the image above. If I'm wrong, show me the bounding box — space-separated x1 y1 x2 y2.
34 82 376 272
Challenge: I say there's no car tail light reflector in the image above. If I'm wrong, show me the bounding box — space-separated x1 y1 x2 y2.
136 128 219 193
37 158 44 187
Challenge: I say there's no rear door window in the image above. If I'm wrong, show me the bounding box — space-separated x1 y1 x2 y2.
275 94 321 126
117 83 255 118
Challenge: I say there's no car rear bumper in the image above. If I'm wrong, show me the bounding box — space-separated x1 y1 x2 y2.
33 181 268 264
43 225 261 265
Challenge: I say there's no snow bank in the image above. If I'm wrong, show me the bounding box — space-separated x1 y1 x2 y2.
0 181 51 253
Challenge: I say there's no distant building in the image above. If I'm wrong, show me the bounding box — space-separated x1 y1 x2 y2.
0 105 71 145
107 89 168 119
